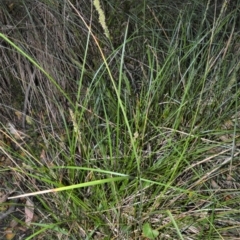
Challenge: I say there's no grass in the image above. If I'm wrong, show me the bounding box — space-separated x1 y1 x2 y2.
0 0 240 239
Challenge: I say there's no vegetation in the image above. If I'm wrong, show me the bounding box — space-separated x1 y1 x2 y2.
0 0 240 239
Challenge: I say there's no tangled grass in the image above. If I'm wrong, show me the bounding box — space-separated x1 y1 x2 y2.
0 0 240 239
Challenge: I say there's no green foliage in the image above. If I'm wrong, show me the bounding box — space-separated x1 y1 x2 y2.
0 0 240 239
142 222 159 239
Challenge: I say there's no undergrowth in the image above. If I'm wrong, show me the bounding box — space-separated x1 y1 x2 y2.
0 0 240 239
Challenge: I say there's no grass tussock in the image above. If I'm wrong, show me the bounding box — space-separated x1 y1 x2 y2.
0 0 240 239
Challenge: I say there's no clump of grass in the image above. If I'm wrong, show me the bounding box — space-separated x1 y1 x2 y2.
1 0 240 239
